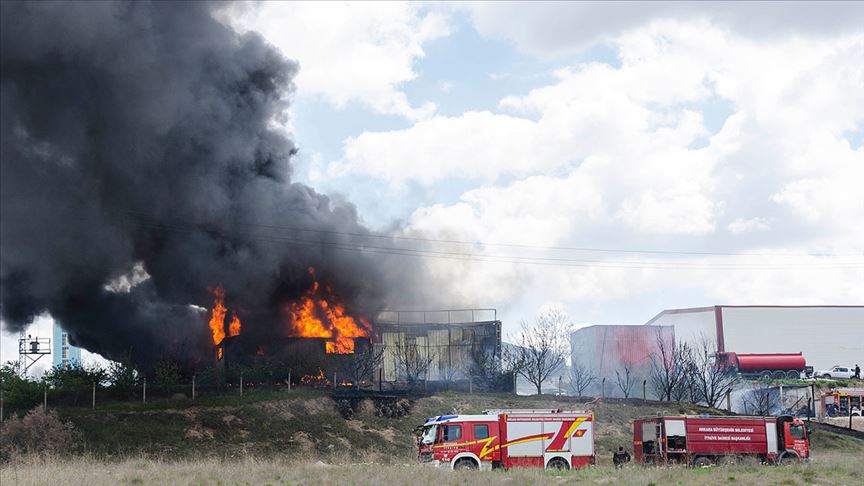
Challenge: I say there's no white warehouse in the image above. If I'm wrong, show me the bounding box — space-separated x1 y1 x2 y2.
646 305 864 371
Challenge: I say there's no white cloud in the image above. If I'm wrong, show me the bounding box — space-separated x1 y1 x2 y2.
217 2 450 120
727 217 770 234
334 20 864 313
460 1 864 58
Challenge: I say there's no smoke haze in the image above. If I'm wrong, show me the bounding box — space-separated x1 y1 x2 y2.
0 1 401 368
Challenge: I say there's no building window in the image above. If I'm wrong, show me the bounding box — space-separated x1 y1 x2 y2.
62 333 69 346
62 348 69 359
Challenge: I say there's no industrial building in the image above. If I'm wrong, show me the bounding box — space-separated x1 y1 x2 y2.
570 324 674 397
374 309 501 383
53 322 81 368
645 306 864 370
217 309 502 387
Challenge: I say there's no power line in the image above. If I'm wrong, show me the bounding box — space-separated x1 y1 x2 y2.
120 209 863 259
123 218 864 271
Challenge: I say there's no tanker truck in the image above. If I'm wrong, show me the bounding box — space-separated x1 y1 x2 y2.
716 351 811 380
633 415 810 466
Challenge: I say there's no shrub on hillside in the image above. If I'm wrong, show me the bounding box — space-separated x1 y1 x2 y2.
0 407 80 461
154 358 181 390
0 363 43 412
107 357 140 394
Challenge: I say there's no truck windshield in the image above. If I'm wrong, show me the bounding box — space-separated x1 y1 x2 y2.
420 425 438 445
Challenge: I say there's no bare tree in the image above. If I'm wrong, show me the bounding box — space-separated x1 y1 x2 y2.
392 338 435 388
649 328 692 401
465 346 505 391
568 362 597 398
741 378 779 416
689 336 739 408
508 308 573 395
339 344 384 389
615 364 636 398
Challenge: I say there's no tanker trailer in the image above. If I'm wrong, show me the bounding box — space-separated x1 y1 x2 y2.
716 352 810 379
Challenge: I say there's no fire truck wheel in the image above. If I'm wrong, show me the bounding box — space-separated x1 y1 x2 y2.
773 371 786 380
778 452 800 465
693 456 713 468
546 458 570 471
453 458 478 470
786 370 800 380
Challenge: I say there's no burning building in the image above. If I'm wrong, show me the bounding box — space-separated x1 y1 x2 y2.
208 267 375 378
210 303 501 387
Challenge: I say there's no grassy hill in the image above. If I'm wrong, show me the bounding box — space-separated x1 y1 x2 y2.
51 390 864 463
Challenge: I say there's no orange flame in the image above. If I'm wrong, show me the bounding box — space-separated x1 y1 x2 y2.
209 285 241 360
300 368 331 386
209 285 227 346
228 312 241 337
283 267 370 354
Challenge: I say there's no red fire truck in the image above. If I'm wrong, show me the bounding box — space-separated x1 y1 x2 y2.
633 415 810 466
416 409 595 470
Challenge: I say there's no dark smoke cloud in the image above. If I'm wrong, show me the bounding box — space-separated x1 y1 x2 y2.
0 1 394 368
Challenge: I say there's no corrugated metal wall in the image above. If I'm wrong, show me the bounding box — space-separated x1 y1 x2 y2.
571 325 674 398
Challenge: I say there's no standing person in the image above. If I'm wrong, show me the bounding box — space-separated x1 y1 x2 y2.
613 446 631 468
855 364 860 380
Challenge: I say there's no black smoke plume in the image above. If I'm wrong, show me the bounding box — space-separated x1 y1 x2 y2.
0 1 392 369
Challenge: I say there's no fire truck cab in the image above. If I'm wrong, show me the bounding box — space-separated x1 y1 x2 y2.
416 409 595 471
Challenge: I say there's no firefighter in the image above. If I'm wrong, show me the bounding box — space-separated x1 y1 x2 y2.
613 446 631 468
855 364 860 380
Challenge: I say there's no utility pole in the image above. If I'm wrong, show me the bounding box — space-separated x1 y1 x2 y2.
143 377 147 404
43 384 47 412
601 377 606 400
643 380 647 401
239 372 244 397
92 381 96 410
192 375 196 401
288 370 292 392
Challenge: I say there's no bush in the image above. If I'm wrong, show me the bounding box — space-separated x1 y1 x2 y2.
154 358 181 390
0 363 43 413
107 358 139 393
0 407 80 461
43 362 107 405
43 362 107 390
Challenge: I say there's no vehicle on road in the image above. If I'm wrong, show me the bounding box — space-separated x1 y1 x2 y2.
633 415 810 466
816 366 855 379
416 409 594 471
